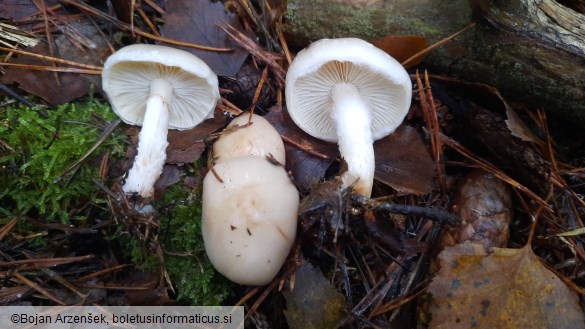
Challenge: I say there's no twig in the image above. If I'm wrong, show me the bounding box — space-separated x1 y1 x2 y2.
143 0 165 15
33 0 61 86
0 218 18 242
219 97 244 115
370 279 429 316
415 71 445 193
402 23 475 67
278 30 292 65
136 7 160 37
61 0 232 52
218 22 286 86
216 103 243 116
75 264 130 282
73 283 150 290
0 62 101 74
351 195 460 226
0 46 103 70
249 66 268 114
281 135 330 160
440 133 550 208
424 71 445 192
55 118 121 182
0 255 94 268
13 272 66 305
0 82 37 108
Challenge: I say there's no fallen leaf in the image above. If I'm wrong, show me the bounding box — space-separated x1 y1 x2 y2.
0 20 108 105
54 20 111 91
166 111 227 164
434 77 542 144
374 125 435 194
285 147 333 193
371 35 427 68
504 104 540 143
265 110 337 193
0 0 58 21
160 0 251 77
283 263 345 329
1 44 88 105
153 165 180 199
429 242 585 329
267 111 435 194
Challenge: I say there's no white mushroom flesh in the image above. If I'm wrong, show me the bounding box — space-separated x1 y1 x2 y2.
102 45 220 199
202 156 299 286
330 82 374 196
212 114 286 165
122 78 172 197
286 39 412 197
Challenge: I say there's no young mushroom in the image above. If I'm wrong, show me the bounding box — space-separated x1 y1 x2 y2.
102 44 219 198
285 38 412 197
212 113 286 165
202 156 299 286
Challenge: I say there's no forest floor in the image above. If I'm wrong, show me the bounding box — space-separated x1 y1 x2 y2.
1 1 585 328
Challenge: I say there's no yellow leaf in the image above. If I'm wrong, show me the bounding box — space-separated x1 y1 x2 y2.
429 242 585 329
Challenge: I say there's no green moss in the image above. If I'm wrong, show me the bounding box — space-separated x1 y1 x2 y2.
158 180 234 305
0 99 233 304
0 99 125 222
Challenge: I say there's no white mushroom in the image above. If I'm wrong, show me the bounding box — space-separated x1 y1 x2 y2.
102 44 219 198
285 38 412 197
212 113 286 165
202 156 299 285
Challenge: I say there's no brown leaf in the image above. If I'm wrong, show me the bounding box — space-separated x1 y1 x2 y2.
160 0 251 77
267 111 435 194
504 104 541 143
153 165 180 199
0 21 108 105
166 110 227 164
429 242 585 329
371 35 427 68
442 170 512 250
283 263 345 329
54 20 111 90
374 125 435 194
264 110 337 193
435 77 542 144
0 0 58 21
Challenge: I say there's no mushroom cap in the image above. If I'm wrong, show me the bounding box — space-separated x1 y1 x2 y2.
212 114 286 165
285 38 412 142
202 156 299 286
102 44 220 130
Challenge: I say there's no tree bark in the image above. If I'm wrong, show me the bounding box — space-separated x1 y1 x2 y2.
283 0 585 127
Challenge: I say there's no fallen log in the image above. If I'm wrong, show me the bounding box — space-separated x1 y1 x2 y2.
283 0 585 127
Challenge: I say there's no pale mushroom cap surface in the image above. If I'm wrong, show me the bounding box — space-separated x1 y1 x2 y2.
285 38 412 142
102 44 220 130
202 156 299 286
212 114 286 165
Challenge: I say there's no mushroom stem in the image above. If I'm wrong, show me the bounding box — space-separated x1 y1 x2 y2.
331 83 375 197
123 79 172 198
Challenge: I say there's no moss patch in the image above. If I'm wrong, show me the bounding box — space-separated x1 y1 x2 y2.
0 99 125 222
158 176 234 305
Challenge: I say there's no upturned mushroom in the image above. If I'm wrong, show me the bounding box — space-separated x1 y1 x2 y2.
285 38 412 197
212 113 286 165
102 44 219 198
202 155 299 286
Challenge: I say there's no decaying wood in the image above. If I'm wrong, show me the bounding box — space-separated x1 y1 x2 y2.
283 0 585 127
